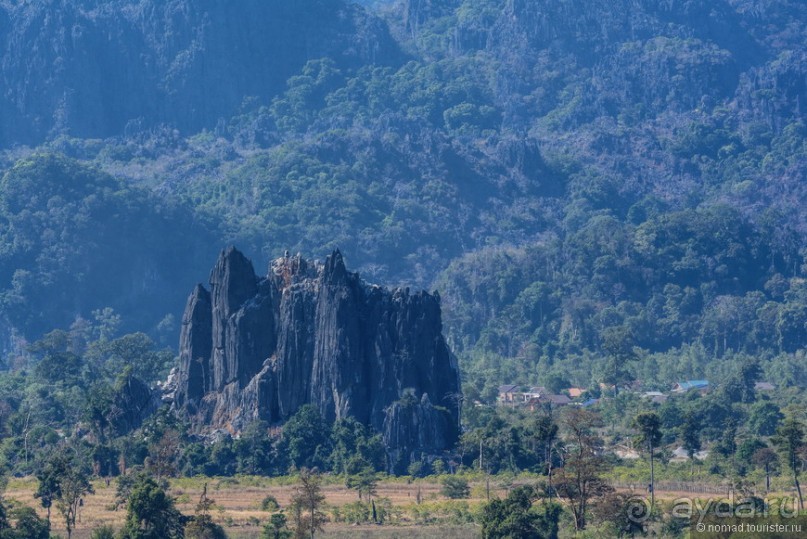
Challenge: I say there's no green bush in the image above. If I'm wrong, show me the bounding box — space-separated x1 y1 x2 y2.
90 526 117 539
261 495 280 511
440 476 470 499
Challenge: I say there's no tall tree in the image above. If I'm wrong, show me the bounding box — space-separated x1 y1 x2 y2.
752 447 778 493
184 483 226 539
772 416 805 510
346 469 378 502
440 476 470 499
633 412 662 509
56 462 95 539
37 447 94 539
554 408 612 530
0 505 50 539
289 468 326 539
34 464 61 525
722 361 762 403
748 401 784 437
531 413 559 494
600 326 638 396
147 429 181 480
234 420 272 475
739 361 762 403
680 412 702 480
0 496 7 531
262 512 290 539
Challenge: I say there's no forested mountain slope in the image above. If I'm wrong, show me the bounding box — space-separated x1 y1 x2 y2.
0 0 401 145
0 0 804 393
0 154 217 345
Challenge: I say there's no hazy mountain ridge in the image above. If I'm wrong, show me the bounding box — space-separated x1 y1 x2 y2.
0 154 218 345
0 0 803 392
0 0 402 146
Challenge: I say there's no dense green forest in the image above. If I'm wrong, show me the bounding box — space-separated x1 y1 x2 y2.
0 0 806 535
0 0 804 392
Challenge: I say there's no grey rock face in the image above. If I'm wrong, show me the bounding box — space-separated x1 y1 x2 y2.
110 375 161 435
174 284 212 414
175 247 461 468
384 393 458 475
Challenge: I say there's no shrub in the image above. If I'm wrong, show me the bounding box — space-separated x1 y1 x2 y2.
261 495 280 511
91 526 117 539
441 476 470 499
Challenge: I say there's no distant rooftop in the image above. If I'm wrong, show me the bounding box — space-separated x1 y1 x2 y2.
543 394 571 405
567 387 586 398
673 380 710 392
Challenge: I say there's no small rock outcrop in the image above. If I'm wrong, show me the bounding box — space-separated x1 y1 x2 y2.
175 247 461 470
109 375 161 436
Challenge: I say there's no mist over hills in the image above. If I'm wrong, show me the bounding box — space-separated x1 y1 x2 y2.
0 0 401 145
0 0 804 391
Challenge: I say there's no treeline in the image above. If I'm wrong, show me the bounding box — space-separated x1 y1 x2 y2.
438 202 807 396
2 373 806 537
460 357 806 478
0 320 388 480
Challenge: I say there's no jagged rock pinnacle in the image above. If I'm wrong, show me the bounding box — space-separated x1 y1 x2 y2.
175 247 461 471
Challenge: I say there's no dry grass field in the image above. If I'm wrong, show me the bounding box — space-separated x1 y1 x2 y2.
5 475 785 537
2 476 487 538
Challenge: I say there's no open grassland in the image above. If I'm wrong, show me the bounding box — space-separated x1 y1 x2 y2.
3 475 487 538
3 474 795 538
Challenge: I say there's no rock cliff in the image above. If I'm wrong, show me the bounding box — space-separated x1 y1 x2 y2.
110 374 162 436
175 247 461 470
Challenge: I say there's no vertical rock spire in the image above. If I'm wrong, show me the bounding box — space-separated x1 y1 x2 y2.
175 246 461 470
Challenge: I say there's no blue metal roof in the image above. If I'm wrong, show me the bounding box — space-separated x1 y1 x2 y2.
677 380 709 390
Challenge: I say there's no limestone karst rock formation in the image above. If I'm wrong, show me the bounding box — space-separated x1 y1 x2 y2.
175 247 461 471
